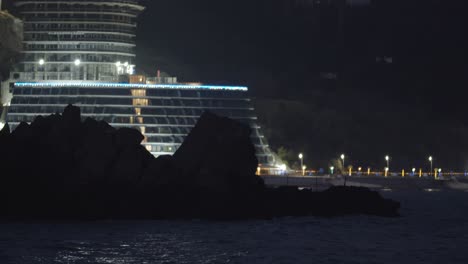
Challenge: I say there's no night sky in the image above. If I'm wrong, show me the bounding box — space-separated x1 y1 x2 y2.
5 0 468 170
135 0 468 170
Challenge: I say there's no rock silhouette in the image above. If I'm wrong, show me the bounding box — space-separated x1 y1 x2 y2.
173 111 263 193
0 105 399 220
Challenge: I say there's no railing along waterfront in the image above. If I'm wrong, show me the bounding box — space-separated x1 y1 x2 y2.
257 169 468 179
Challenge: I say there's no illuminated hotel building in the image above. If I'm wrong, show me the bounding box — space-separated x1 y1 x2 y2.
11 0 143 82
8 82 276 164
5 0 277 165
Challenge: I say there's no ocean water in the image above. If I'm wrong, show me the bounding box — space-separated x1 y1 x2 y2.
1 190 468 264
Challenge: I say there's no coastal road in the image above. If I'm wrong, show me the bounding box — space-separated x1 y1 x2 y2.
261 175 468 191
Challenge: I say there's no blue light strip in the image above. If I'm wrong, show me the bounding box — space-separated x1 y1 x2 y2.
14 82 248 91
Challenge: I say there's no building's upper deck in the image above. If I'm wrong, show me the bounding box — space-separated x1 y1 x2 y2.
12 0 145 82
14 0 145 11
13 82 249 92
6 81 277 165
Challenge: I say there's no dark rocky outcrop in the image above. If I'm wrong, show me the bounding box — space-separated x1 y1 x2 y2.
0 105 400 220
173 111 263 193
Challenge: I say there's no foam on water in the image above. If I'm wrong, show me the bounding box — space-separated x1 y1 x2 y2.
1 191 468 264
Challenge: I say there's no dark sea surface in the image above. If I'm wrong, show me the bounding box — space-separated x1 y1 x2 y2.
1 190 468 264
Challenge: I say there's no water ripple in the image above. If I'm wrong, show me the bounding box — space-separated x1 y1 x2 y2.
1 191 468 263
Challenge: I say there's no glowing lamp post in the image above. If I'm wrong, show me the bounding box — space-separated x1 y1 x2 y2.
330 166 334 175
341 154 345 172
428 156 433 176
385 155 390 171
412 168 416 177
298 153 303 172
385 167 389 177
341 154 348 186
302 165 307 176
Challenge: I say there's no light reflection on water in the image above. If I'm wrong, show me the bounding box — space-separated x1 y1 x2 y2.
1 191 468 264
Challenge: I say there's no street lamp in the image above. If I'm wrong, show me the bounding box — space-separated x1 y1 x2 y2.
340 154 347 186
330 166 334 175
385 155 390 171
384 167 389 177
298 153 303 170
412 168 416 176
302 165 307 176
341 154 345 171
428 156 433 176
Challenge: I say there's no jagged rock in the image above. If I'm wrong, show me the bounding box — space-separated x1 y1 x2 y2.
0 106 400 220
82 117 115 134
75 129 116 184
10 122 31 142
142 155 179 186
0 122 9 136
61 104 80 125
111 145 154 184
115 127 144 149
264 186 400 218
173 111 263 193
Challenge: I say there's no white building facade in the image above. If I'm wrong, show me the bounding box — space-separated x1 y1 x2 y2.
11 0 144 82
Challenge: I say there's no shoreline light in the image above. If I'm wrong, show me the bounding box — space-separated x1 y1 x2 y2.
14 82 249 91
